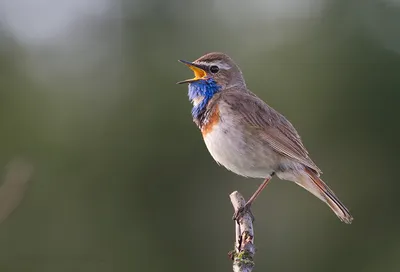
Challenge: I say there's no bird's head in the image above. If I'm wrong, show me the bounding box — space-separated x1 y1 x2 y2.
177 52 246 120
177 52 246 89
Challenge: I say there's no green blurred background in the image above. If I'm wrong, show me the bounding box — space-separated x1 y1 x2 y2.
0 0 399 271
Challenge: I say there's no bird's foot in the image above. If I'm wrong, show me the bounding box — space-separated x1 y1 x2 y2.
232 203 254 223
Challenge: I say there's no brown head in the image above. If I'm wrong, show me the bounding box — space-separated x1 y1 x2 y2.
177 52 246 89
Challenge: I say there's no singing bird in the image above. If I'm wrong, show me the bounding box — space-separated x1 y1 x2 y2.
177 52 353 224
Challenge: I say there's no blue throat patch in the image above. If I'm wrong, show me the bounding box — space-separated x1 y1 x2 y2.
188 78 221 119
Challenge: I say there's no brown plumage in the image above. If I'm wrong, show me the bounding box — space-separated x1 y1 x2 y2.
178 52 353 224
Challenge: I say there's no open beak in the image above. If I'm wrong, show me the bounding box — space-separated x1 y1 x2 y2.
177 60 207 84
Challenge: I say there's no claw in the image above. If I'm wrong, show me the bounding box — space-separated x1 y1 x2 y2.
232 203 254 223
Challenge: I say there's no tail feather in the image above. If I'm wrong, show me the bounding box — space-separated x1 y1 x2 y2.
301 168 353 224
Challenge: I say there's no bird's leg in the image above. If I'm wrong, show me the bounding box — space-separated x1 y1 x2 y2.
233 174 273 222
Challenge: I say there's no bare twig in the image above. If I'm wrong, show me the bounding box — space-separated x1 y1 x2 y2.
229 191 255 272
0 158 33 224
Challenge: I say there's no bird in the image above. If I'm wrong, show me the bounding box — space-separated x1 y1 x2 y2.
177 52 353 224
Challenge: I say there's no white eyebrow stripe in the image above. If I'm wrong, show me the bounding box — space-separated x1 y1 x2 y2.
195 61 232 70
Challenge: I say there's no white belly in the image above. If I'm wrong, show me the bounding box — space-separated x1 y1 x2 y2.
203 123 275 178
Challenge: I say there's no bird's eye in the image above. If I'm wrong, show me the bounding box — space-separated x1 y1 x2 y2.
210 65 219 74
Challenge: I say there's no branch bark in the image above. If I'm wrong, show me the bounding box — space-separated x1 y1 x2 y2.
229 191 255 272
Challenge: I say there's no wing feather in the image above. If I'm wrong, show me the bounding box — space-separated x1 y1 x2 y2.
222 90 322 174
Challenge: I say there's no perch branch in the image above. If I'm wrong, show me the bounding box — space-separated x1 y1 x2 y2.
229 191 255 272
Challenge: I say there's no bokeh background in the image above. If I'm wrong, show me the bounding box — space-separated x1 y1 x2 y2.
0 0 399 271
